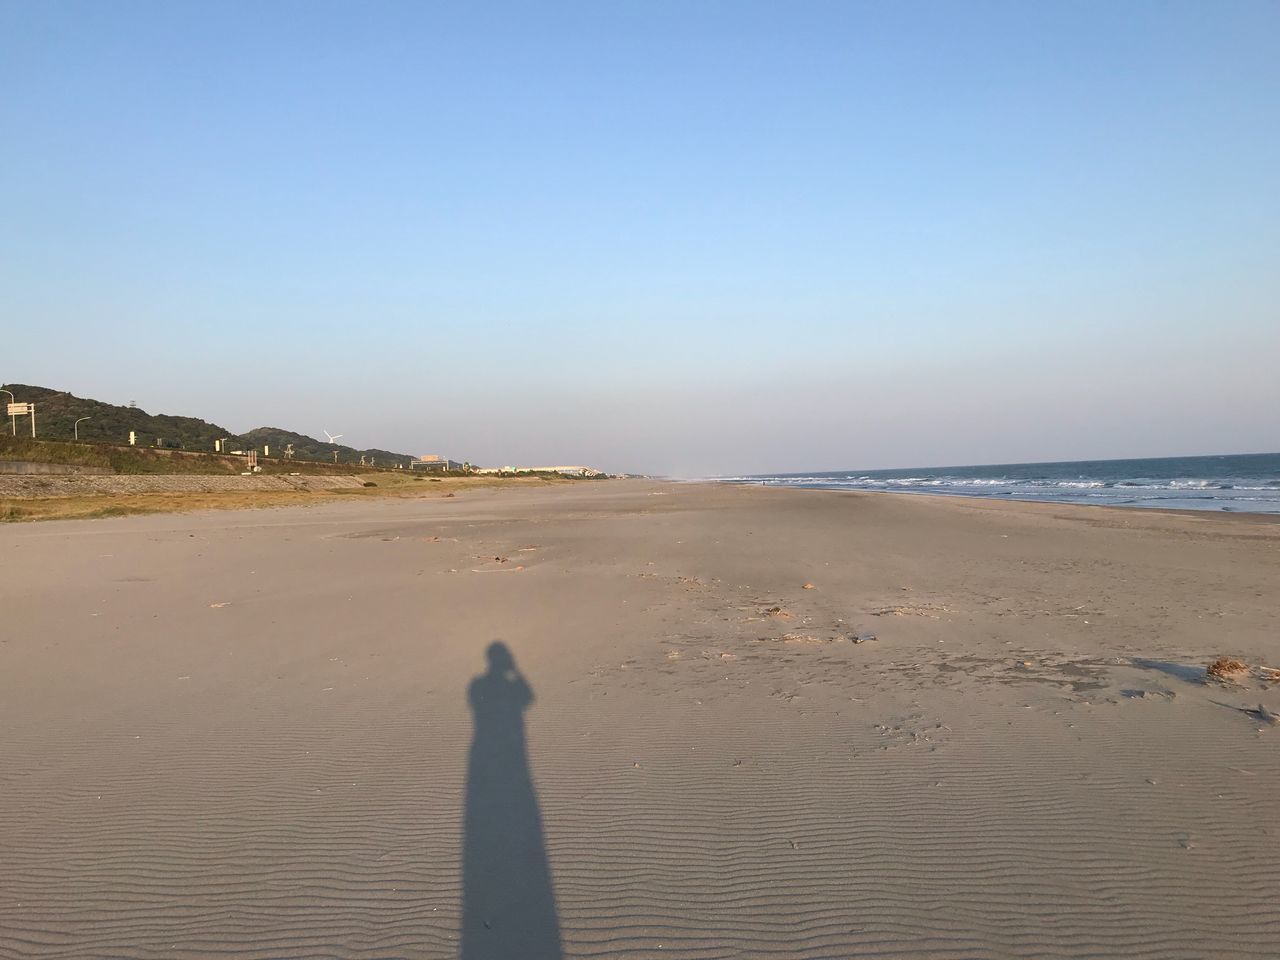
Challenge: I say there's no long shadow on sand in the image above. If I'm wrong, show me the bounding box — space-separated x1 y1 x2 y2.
460 642 562 960
1130 657 1207 684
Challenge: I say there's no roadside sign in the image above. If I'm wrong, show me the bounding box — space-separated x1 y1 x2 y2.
7 401 36 437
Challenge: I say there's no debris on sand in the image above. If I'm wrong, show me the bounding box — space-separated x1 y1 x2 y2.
802 582 815 590
1246 704 1280 725
1214 701 1280 727
851 634 877 644
1207 657 1250 682
1122 688 1176 701
781 633 825 645
1260 666 1280 683
872 603 950 619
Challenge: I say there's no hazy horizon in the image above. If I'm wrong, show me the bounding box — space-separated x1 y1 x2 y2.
4 377 1276 477
4 2 1277 476
709 448 1280 481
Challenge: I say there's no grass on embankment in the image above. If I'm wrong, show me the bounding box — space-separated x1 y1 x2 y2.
0 435 386 476
0 474 563 522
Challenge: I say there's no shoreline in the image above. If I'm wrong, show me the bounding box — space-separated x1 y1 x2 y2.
5 471 1280 528
710 477 1280 522
706 450 1280 516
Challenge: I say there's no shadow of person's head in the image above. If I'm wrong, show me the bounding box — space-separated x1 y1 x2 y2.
486 640 515 676
471 641 533 719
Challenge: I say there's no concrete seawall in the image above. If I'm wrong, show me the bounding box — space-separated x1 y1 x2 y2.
0 461 114 476
0 474 369 498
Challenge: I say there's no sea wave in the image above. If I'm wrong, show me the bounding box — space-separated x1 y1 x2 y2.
749 476 1270 493
722 465 1280 514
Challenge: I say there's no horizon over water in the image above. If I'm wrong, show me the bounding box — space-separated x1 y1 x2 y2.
721 452 1280 515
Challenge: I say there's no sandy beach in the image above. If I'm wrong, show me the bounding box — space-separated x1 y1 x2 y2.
2 479 1278 959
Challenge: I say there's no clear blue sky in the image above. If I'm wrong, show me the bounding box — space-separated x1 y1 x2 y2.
3 1 1277 475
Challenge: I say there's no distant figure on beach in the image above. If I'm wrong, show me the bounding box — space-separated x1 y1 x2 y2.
460 642 562 960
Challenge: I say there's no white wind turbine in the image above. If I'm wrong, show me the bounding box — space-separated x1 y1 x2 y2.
323 430 344 463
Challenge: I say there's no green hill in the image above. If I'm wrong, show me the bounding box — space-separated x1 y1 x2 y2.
2 384 236 450
240 427 415 467
0 384 417 467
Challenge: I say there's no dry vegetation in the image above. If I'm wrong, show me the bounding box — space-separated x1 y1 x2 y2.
0 473 563 522
0 435 371 476
1206 656 1251 682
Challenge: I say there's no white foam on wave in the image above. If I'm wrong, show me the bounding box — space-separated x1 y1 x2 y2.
730 472 1280 514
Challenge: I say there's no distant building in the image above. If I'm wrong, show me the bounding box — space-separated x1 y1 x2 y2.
525 465 604 477
473 465 602 477
410 455 463 472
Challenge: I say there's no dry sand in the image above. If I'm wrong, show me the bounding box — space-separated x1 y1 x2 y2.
2 480 1278 959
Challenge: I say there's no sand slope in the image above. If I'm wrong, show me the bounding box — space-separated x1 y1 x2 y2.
0 473 369 498
2 482 1278 958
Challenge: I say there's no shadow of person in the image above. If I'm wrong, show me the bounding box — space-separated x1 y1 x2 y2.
460 642 562 960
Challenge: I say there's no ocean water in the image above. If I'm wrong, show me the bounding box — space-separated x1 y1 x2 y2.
724 452 1280 514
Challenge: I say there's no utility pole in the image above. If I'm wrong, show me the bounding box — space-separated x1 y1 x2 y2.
74 416 91 440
